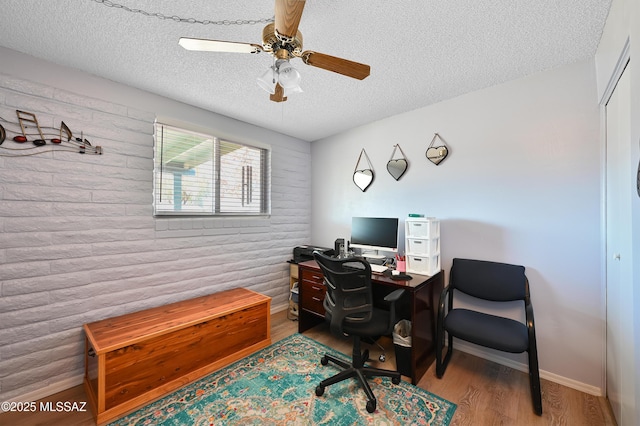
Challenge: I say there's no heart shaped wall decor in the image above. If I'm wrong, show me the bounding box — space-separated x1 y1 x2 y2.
387 144 408 181
426 146 448 165
387 159 407 180
353 169 374 192
353 148 375 192
426 133 449 166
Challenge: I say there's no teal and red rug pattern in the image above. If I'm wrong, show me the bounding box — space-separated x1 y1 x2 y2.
109 333 456 425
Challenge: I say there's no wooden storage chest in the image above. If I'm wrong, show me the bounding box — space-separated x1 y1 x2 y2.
83 287 271 424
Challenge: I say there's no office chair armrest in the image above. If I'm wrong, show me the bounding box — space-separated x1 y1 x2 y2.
383 289 406 332
384 289 405 304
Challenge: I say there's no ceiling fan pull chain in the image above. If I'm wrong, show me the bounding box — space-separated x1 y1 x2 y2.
89 0 274 26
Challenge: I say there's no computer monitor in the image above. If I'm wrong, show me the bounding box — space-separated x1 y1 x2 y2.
350 217 399 255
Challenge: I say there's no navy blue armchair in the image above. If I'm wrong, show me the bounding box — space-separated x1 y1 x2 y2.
436 258 542 415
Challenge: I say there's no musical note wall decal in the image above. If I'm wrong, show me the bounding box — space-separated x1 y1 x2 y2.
0 109 102 156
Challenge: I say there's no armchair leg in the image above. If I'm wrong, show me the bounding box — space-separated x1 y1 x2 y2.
528 350 543 415
436 333 453 378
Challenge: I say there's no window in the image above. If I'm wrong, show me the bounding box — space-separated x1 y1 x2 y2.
154 123 269 216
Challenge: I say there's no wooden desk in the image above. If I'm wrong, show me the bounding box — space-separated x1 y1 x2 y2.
297 260 444 385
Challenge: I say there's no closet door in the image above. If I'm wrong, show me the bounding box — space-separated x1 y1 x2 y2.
605 62 633 426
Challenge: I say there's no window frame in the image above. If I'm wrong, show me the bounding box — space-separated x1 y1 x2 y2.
153 120 271 217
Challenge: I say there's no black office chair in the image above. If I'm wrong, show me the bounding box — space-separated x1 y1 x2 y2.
313 252 405 413
436 258 542 415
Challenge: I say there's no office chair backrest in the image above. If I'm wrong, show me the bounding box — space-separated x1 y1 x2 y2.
450 258 527 302
314 252 374 336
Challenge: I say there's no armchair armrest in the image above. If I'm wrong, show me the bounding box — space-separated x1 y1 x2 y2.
436 286 451 340
525 300 536 333
438 286 451 318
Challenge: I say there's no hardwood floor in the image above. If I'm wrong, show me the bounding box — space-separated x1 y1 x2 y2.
1 309 616 425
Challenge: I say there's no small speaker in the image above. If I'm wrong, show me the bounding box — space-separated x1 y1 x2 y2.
334 238 345 256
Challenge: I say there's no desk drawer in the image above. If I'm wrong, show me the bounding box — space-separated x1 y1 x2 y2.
300 279 326 316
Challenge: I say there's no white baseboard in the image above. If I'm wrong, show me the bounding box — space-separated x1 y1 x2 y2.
271 302 289 314
453 342 604 396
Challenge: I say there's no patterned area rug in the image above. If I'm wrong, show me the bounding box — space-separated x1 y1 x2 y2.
110 334 456 425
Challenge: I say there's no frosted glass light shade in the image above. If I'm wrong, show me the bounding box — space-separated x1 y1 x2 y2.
283 85 303 97
256 67 277 94
277 61 302 90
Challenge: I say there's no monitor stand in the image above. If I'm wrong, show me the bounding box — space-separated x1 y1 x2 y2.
361 250 385 259
361 250 388 265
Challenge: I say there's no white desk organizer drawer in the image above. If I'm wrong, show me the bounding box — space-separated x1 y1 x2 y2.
406 253 441 275
406 237 439 255
406 219 440 238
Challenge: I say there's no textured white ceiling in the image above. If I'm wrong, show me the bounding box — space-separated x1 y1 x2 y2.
0 0 611 141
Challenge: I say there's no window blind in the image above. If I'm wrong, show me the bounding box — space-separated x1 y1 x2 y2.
154 123 269 216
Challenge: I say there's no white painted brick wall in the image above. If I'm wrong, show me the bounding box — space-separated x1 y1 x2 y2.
0 73 311 401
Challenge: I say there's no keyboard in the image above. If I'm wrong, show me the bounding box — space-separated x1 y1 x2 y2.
370 264 388 273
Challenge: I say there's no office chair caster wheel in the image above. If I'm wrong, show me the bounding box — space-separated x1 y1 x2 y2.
320 356 328 366
392 376 401 385
315 385 325 396
379 354 386 362
366 399 376 413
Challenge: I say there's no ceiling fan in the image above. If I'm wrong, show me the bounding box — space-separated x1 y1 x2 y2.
178 0 370 102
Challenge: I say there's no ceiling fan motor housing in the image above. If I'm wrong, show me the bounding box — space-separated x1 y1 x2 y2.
262 23 303 58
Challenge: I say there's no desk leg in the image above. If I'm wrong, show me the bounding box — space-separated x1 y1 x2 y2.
410 271 444 384
298 308 324 333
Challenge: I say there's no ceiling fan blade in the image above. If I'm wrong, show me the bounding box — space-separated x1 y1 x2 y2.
179 37 263 54
270 83 287 102
274 0 305 39
301 51 370 80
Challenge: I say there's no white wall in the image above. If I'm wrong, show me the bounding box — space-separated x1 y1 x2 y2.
595 0 640 423
0 47 311 402
311 59 604 393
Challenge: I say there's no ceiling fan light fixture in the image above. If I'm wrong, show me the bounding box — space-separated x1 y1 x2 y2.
276 60 302 91
283 85 303 97
256 66 277 94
